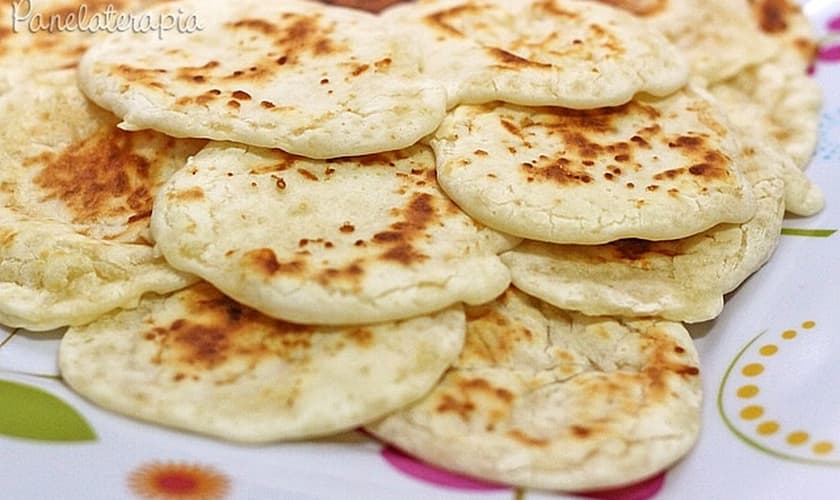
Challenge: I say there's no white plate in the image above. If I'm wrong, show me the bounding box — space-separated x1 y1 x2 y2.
2 2 840 498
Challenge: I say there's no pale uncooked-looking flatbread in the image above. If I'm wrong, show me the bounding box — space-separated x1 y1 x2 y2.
151 142 518 325
77 0 446 158
367 288 701 491
60 282 466 442
432 86 755 244
382 0 687 108
0 70 200 331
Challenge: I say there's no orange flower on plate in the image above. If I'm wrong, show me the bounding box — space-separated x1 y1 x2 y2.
128 461 230 500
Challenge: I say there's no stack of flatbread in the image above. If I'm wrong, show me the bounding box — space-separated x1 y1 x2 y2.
0 0 824 492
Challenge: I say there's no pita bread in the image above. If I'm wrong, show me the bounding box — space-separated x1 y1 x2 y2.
0 0 174 93
367 288 701 491
77 0 446 158
0 70 200 331
591 0 778 84
710 57 821 171
432 85 755 245
60 282 466 442
501 137 790 323
382 0 688 109
746 0 818 69
707 0 820 170
151 142 518 325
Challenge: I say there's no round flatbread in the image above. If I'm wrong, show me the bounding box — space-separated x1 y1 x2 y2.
382 0 687 109
590 0 778 84
151 142 518 325
501 136 796 323
60 282 466 442
0 70 201 331
77 0 446 158
432 85 755 244
747 0 818 69
367 288 701 491
710 58 821 171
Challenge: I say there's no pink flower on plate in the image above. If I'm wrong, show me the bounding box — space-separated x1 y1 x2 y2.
380 447 508 491
818 14 840 64
380 446 666 500
578 473 666 500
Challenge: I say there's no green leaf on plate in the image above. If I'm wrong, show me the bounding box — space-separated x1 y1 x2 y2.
780 228 837 238
0 379 96 442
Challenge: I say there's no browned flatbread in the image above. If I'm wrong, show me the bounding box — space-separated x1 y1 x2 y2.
0 70 201 330
60 282 466 442
367 287 702 491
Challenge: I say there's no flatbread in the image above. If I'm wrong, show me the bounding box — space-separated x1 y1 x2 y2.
60 282 466 442
367 288 701 491
591 0 821 168
0 0 174 93
501 137 792 323
77 0 446 158
151 142 518 325
591 0 779 84
382 0 687 108
747 0 818 69
710 55 821 170
0 70 201 331
432 85 755 244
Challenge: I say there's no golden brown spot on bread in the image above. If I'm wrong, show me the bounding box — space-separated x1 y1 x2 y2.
297 168 318 181
487 47 553 69
340 223 355 233
570 425 592 438
374 57 392 70
668 135 704 149
32 127 165 226
425 4 481 37
317 262 364 285
261 100 276 109
272 13 344 63
229 18 278 35
653 167 686 180
372 192 437 265
524 156 593 185
145 284 317 371
500 118 523 138
0 228 17 248
174 60 219 82
533 0 580 18
508 429 549 447
639 327 700 399
168 188 205 202
592 0 668 16
435 394 476 419
350 63 370 76
751 0 794 33
243 248 306 276
344 328 373 347
612 239 681 261
459 378 515 403
232 90 252 100
382 244 428 265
